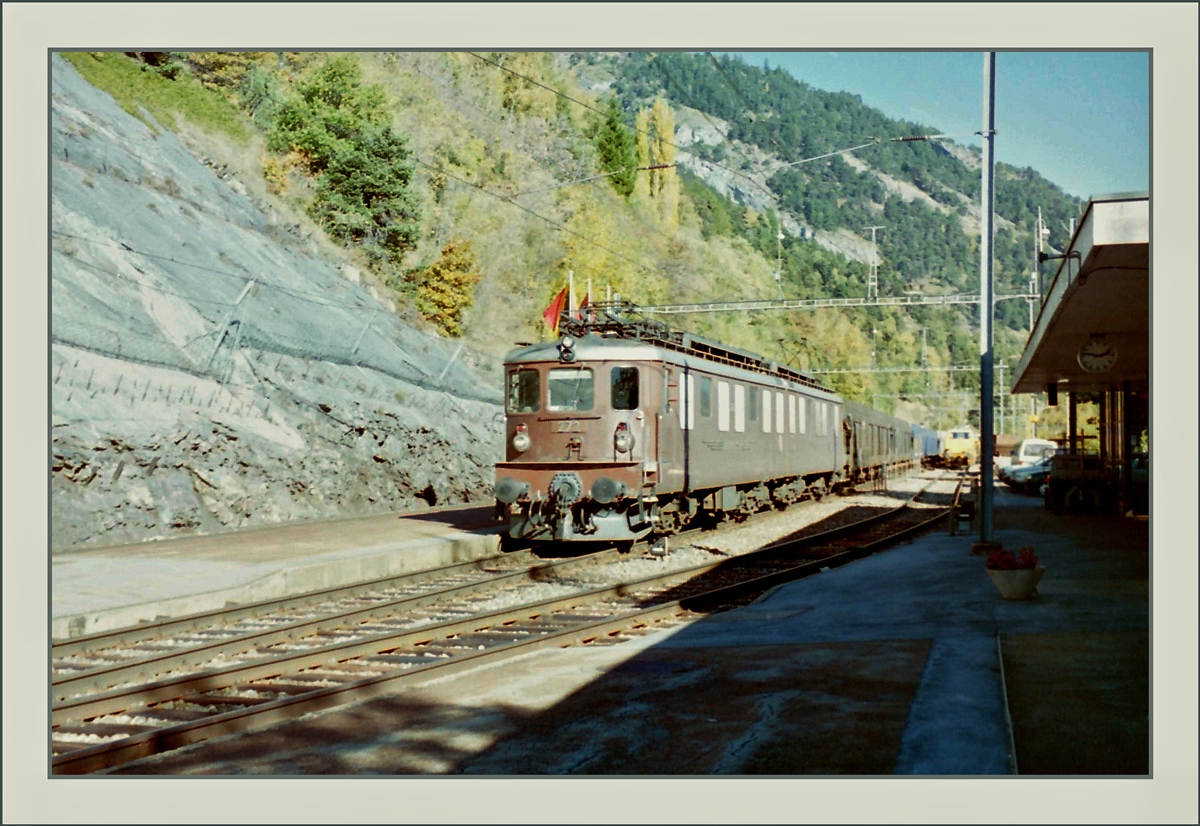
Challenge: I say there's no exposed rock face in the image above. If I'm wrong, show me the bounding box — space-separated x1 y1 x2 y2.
51 56 504 550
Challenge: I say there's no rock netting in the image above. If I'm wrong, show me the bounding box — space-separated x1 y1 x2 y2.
51 56 504 549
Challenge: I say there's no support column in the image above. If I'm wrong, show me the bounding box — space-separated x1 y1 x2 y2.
1120 382 1131 516
976 51 998 550
1068 391 1078 455
1099 389 1108 469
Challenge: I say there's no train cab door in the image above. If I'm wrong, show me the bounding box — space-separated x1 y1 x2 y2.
657 364 687 493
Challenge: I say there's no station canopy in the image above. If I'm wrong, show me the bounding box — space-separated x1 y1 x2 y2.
1012 193 1149 394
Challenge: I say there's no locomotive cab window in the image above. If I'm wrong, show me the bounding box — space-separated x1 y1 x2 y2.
547 368 594 412
699 376 712 418
611 366 639 410
507 369 540 413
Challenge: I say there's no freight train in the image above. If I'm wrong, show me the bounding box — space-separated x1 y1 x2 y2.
493 308 939 546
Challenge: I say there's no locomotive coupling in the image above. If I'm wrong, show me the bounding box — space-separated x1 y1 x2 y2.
548 472 584 505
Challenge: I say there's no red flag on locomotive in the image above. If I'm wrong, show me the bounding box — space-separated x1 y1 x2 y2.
577 293 590 320
542 286 568 333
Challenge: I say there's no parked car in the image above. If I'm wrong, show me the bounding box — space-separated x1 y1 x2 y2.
999 438 1058 483
1006 455 1053 494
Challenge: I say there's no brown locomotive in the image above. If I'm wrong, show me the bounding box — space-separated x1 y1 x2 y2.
494 308 916 545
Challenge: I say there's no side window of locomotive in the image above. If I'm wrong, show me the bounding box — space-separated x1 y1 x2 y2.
679 374 695 430
798 396 807 435
775 392 784 435
547 368 594 412
747 384 758 422
507 369 540 413
733 385 746 432
788 394 797 434
716 381 730 432
699 376 712 418
761 388 771 433
611 366 639 410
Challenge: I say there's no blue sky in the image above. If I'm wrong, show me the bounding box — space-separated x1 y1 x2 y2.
724 51 1150 200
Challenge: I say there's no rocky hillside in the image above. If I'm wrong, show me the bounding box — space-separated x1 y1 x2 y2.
51 55 504 550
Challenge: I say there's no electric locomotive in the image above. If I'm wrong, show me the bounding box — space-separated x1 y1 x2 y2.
493 308 922 546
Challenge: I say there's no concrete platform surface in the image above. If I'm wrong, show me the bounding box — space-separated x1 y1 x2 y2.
105 484 1150 777
52 505 502 638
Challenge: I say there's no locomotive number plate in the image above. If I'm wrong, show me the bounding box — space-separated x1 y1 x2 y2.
554 421 583 433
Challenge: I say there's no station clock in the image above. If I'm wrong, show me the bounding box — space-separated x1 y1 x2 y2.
1077 335 1118 373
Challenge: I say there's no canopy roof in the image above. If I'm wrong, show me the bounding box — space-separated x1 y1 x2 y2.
1012 193 1149 394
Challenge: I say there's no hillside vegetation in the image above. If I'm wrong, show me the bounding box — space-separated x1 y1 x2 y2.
64 50 1087 434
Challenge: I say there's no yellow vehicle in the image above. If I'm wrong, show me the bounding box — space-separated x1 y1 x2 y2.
941 425 978 469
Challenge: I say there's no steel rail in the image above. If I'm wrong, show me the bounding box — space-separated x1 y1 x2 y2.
53 546 628 699
682 487 957 611
51 600 692 775
52 543 526 656
53 473 958 773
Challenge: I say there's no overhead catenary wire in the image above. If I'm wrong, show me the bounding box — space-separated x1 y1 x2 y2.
511 164 675 198
705 52 792 161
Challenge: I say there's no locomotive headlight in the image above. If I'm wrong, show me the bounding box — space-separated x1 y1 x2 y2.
614 421 634 453
511 423 531 453
557 336 576 363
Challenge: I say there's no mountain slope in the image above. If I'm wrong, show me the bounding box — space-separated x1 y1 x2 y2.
51 55 502 549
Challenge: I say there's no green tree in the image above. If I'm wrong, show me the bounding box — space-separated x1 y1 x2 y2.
595 98 636 197
268 56 420 265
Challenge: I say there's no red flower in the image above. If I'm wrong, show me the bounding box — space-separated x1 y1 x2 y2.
986 546 1039 570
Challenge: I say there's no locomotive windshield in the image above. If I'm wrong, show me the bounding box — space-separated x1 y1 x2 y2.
507 369 540 413
611 366 639 410
547 368 594 411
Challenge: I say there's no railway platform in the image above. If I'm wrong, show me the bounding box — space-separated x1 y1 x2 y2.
51 505 502 639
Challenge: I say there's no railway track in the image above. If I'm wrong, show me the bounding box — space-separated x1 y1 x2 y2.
51 471 962 774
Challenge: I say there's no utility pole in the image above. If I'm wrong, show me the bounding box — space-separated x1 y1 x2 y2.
775 229 785 299
921 328 929 387
977 52 998 549
864 226 884 300
1031 207 1049 328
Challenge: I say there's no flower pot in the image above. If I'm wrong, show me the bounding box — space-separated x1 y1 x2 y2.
987 566 1044 600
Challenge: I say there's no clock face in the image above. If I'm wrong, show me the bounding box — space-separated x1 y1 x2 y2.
1077 337 1118 373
